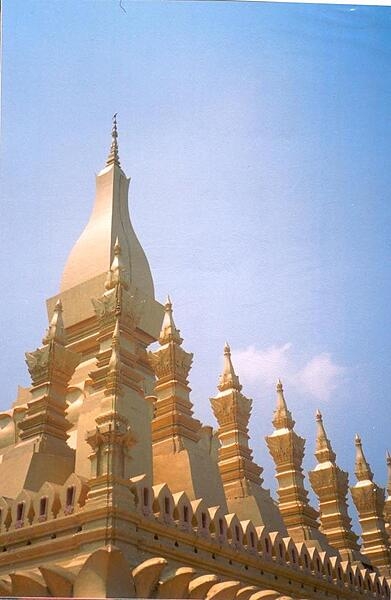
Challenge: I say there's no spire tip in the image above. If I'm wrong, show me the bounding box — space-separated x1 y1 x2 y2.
114 236 121 255
55 298 63 311
159 295 182 345
42 298 66 346
218 341 241 392
106 114 121 167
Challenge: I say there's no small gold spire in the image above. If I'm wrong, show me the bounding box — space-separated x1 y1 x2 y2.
42 299 66 346
106 113 121 167
272 379 294 430
314 409 336 463
354 434 373 482
105 237 129 290
159 296 183 345
386 450 391 496
108 318 121 374
218 342 242 392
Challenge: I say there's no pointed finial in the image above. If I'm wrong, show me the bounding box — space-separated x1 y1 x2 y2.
105 237 129 290
42 299 67 346
106 113 121 167
272 378 294 430
354 434 373 482
108 318 121 374
387 451 391 496
159 296 182 345
113 317 120 342
314 409 335 463
218 341 242 392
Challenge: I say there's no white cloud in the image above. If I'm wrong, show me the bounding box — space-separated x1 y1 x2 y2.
232 344 345 403
294 353 345 402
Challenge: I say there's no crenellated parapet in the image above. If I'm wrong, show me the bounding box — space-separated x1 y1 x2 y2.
350 435 391 576
309 410 361 562
0 471 388 598
128 477 389 597
266 381 321 543
0 472 87 536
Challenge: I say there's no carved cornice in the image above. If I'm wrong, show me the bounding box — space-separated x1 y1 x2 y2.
21 335 80 443
92 285 145 332
86 413 136 480
210 392 252 428
25 346 51 383
309 464 349 494
86 419 135 451
266 430 305 466
25 343 80 386
351 482 385 515
148 343 193 382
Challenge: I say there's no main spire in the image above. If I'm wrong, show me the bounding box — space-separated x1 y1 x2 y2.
106 113 121 167
60 118 155 298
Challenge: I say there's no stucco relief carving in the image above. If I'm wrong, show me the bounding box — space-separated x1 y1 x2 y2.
148 345 193 380
352 485 385 514
25 346 51 382
92 286 145 331
26 343 80 386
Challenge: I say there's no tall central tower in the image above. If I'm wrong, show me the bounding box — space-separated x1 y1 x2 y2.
47 117 164 483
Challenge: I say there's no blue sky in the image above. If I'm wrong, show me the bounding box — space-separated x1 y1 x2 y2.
1 1 390 508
